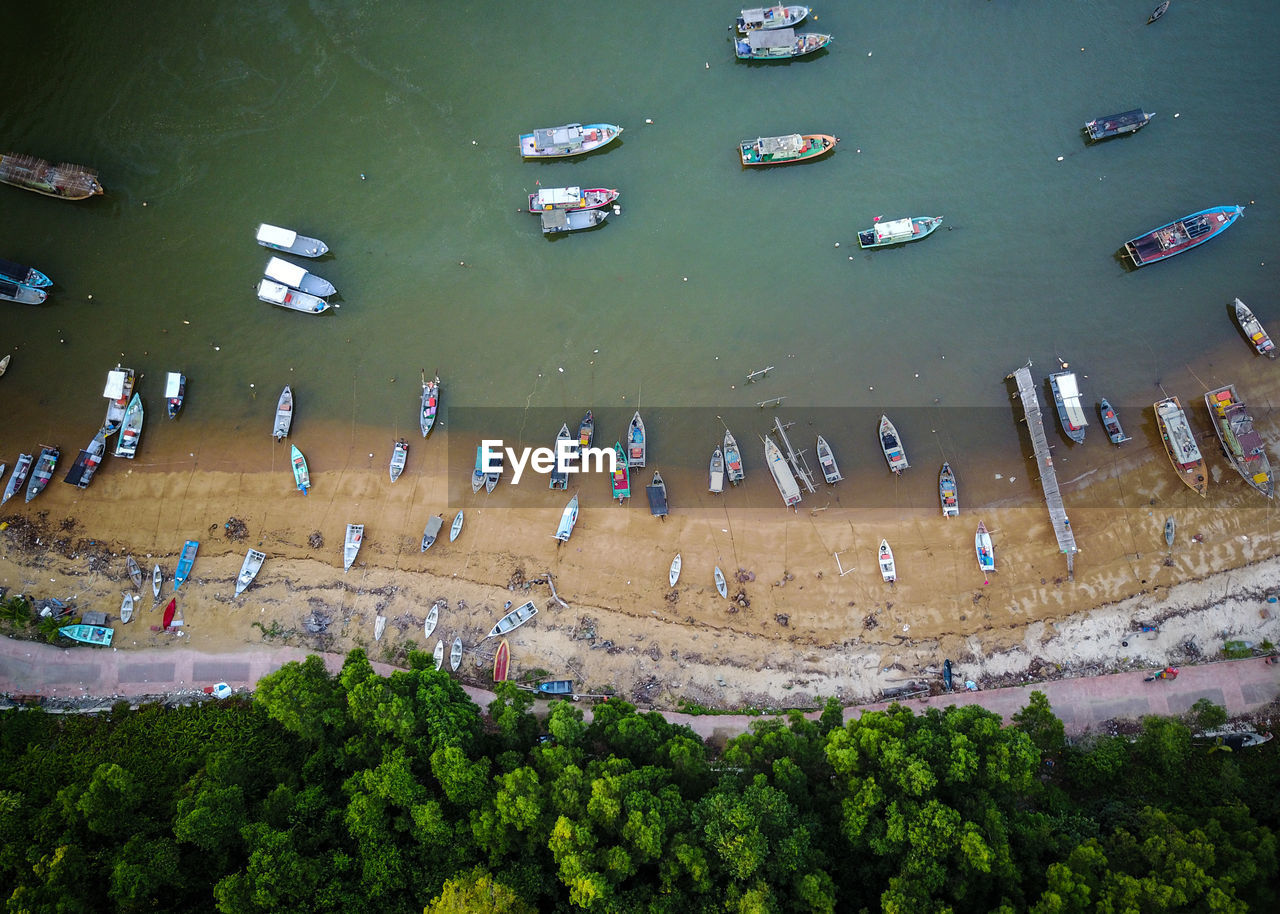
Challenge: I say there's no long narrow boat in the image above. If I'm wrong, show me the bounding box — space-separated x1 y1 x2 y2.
1154 396 1207 496
25 446 58 503
493 639 510 683
735 28 832 60
174 540 199 590
879 415 909 474
519 123 623 159
63 429 107 489
484 449 503 493
102 365 135 436
737 5 809 32
450 636 463 672
578 410 594 448
611 442 630 501
646 472 668 518
764 435 802 507
273 386 293 440
537 679 574 696
1049 370 1087 443
976 522 996 575
1165 517 1176 548
113 393 144 458
878 540 897 583
126 556 143 590
0 153 103 199
669 554 682 587
1084 109 1154 142
1124 205 1244 267
58 624 113 646
627 412 646 468
255 223 328 258
554 492 579 542
420 370 440 436
709 447 725 493
471 446 486 493
714 567 728 598
421 514 444 551
739 133 837 166
291 445 310 494
374 615 386 641
424 601 440 639
528 186 619 213
152 564 162 601
1233 299 1275 358
165 372 186 418
433 639 445 670
1205 385 1274 498
450 510 464 542
0 258 52 288
541 208 607 235
0 279 45 305
235 549 266 597
263 256 336 297
858 216 943 249
3 453 31 506
1100 398 1128 444
120 593 135 624
161 598 176 630
1148 1 1170 24
939 463 959 517
257 278 330 314
487 600 537 638
816 435 842 483
550 423 572 489
723 429 745 483
0 354 8 376
343 524 363 572
389 439 408 482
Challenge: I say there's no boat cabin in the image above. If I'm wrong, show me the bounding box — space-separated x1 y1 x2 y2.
869 218 918 245
1051 372 1088 438
531 125 585 154
646 481 668 517
532 187 584 210
1084 109 1153 141
1156 401 1202 468
540 210 570 232
103 368 132 401
749 134 805 159
257 224 299 248
264 256 310 288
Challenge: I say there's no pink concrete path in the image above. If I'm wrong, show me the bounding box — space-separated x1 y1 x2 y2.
1 637 1276 740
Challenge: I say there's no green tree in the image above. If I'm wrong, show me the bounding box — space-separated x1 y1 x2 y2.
1012 690 1066 757
253 654 347 744
426 866 536 913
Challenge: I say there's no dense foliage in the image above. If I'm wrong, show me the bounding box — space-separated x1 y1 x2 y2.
0 651 1275 912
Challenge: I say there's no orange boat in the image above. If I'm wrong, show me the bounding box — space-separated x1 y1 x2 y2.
493 638 510 683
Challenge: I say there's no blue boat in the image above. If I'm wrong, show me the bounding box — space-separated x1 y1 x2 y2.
1124 205 1244 267
537 680 573 695
59 624 113 646
174 540 199 590
0 257 51 288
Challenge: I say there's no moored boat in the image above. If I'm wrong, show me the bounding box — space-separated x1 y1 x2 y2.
152 565 162 601
273 386 293 440
646 471 668 518
1049 370 1087 443
858 216 943 248
450 636 463 671
420 371 440 435
102 365 135 435
737 4 809 31
127 556 143 590
519 123 623 159
450 510 464 542
554 493 579 542
528 186 619 213
421 514 444 551
255 223 328 258
735 28 832 60
0 258 52 288
723 429 744 483
976 522 996 575
0 354 8 376
879 415 909 474
709 446 725 493
487 600 537 638
263 256 336 297
471 446 486 493
1165 517 1175 548
120 593 134 624
541 208 608 235
113 393 144 458
764 435 802 507
291 445 310 494
2 453 31 506
433 639 445 670
714 566 728 598
1124 205 1244 267
174 541 199 590
1084 109 1154 142
235 549 266 597
257 278 330 314
343 524 363 572
550 423 572 489
0 279 45 305
579 410 594 448
878 539 896 583
669 553 681 587
611 442 630 501
165 372 186 418
1100 399 1128 444
63 429 107 489
58 624 113 646
1206 385 1274 498
25 446 58 503
1148 1 1170 24
389 438 409 482
939 462 959 516
493 638 510 683
537 679 574 695
1154 396 1207 496
1233 299 1275 358
485 448 503 493
628 412 646 468
739 133 837 166
0 153 103 199
816 435 842 483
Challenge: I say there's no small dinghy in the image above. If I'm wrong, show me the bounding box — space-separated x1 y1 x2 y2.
165 371 186 418
879 415 909 474
273 386 293 440
420 371 440 436
421 515 444 551
878 539 896 583
152 564 162 601
0 354 8 377
1100 399 1128 444
389 438 408 482
235 549 266 597
343 524 363 572
493 638 510 683
471 446 486 493
126 556 143 590
976 522 995 577
485 449 502 493
939 463 959 517
816 435 842 483
578 410 594 448
709 447 725 493
450 510 464 542
450 636 463 672
627 412 646 468
113 393 144 458
424 601 439 639
291 445 310 494
487 600 537 638
669 553 682 588
1165 516 1176 547
2 453 31 506
433 638 445 670
1233 298 1275 358
174 540 198 590
538 680 574 696
554 492 579 542
714 566 727 598
374 615 386 641
550 423 572 490
1148 1 1169 24
120 593 135 624
162 598 176 630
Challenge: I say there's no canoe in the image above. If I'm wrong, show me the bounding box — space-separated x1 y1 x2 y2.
976 522 996 575
493 638 510 683
1049 370 1087 444
257 278 329 314
1165 517 1176 547
723 429 744 483
1148 1 1170 24
165 372 186 419
858 216 943 249
669 553 681 587
273 386 293 440
1124 205 1244 267
816 435 842 483
519 123 623 159
740 133 837 166
484 448 502 493
943 659 954 692
263 255 336 297
578 410 594 448
424 601 439 639
0 257 52 288
120 593 134 624
343 524 363 572
255 223 328 258
611 442 630 501
646 472 668 518
1084 109 1154 142
389 439 408 482
126 556 143 589
1205 384 1274 498
0 279 46 305
939 463 959 517
174 541 199 590
152 564 162 601
714 566 728 598
764 435 801 507
878 540 896 583
528 186 619 213
1233 299 1275 358
102 365 135 436
0 153 103 199
735 28 832 59
879 415 909 474
421 514 444 551
59 624 113 646
709 447 725 493
550 423 572 489
1154 396 1207 496
537 679 574 695
736 4 809 31
554 492 579 542
162 598 176 630
1100 399 1128 444
25 446 58 503
113 393 144 458
487 601 538 639
471 446 486 493
541 208 608 235
449 636 463 672
374 615 386 642
450 510 464 542
63 429 107 489
291 445 310 494
420 371 440 436
235 549 266 597
433 638 445 670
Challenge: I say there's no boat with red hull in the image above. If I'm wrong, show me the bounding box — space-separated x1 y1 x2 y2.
1123 205 1243 267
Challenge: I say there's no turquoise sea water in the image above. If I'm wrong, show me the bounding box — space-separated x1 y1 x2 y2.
1 1 1277 509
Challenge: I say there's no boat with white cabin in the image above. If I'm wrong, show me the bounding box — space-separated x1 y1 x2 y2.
263 256 336 296
257 278 330 314
255 223 328 258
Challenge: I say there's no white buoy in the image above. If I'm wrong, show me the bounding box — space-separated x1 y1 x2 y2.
1057 156 1064 161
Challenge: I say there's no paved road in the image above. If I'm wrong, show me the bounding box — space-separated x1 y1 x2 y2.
1 637 1276 740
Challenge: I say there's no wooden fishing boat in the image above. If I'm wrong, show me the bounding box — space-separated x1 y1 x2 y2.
879 415 909 474
420 371 440 436
578 410 594 448
424 602 439 639
0 279 45 305
63 430 106 489
471 446 486 493
450 636 463 671
816 435 842 483
113 393 144 458
723 429 744 483
1165 517 1176 547
939 462 959 517
389 439 409 482
25 446 58 503
1124 205 1244 267
162 598 176 630
764 435 801 507
519 123 623 159
174 541 199 590
120 593 135 624
611 442 630 501
291 445 310 495
152 564 162 601
714 566 728 598
1148 1 1169 24
1154 396 1207 496
669 554 681 587
976 522 996 575
493 638 510 683
126 556 143 590
255 223 328 258
554 492 580 542
740 133 837 166
541 208 607 235
0 153 103 199
858 216 943 248
737 4 809 32
878 539 896 583
263 256 336 297
528 186 619 213
421 514 444 551
2 453 31 506
257 278 330 314
102 365 135 436
433 639 445 670
343 524 363 572
735 28 832 60
164 372 186 419
646 471 669 517
58 624 113 646
484 448 503 493
487 600 537 638
0 258 51 288
1049 370 1087 443
450 510 464 542
537 679 574 695
1233 299 1275 358
374 615 386 641
273 386 293 440
1206 385 1274 498
235 549 266 597
943 659 953 692
1084 109 1154 142
709 447 725 493
627 412 646 468
1099 399 1127 444
550 423 572 489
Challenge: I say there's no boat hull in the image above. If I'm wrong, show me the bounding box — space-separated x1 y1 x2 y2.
879 415 909 474
174 541 199 590
256 223 328 258
1154 397 1207 496
858 216 943 249
1206 385 1274 497
528 187 619 213
520 124 623 159
939 463 959 516
735 29 832 59
740 134 837 166
273 386 293 440
1100 399 1127 444
1124 205 1243 266
1084 109 1154 142
1233 299 1275 358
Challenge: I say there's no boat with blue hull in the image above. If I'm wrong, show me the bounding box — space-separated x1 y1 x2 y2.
735 28 831 60
174 540 199 590
858 216 943 249
59 624 113 646
0 258 51 288
1124 205 1243 267
0 278 45 305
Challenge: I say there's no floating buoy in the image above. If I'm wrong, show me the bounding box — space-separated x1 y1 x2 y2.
1057 156 1064 161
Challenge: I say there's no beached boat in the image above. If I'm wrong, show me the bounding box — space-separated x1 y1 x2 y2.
485 448 503 493
1099 399 1128 444
611 442 630 501
669 554 681 587
550 423 572 489
493 638 510 682
174 540 199 590
257 278 330 314
858 216 943 249
389 438 408 482
647 472 669 518
1206 385 1274 498
735 28 832 59
374 615 386 641
764 435 802 507
424 602 439 639
878 539 896 583
1233 299 1275 358
555 493 579 542
709 447 725 493
3 453 31 506
519 123 623 159
25 446 58 503
59 624 113 646
628 412 646 468
343 524 363 572
433 639 445 670
714 566 728 598
471 446 486 493
1084 109 1154 142
723 429 744 483
120 593 134 624
0 258 51 288
164 372 185 419
162 598 176 630
113 393 144 458
1049 370 1087 444
1154 396 1207 496
291 445 310 494
273 387 293 440
255 223 328 258
976 522 996 575
421 514 444 551
0 153 103 199
263 256 336 297
528 186 619 213
420 371 440 436
126 556 143 590
939 463 959 517
816 435 842 484
0 279 45 305
541 208 608 235
235 549 266 597
943 659 954 692
450 510 464 542
737 4 809 31
579 410 594 448
1148 1 1170 24
488 600 538 638
740 133 837 166
152 564 162 601
102 365 135 435
1124 205 1244 267
63 429 107 489
450 636 463 671
879 415 909 474
537 680 574 695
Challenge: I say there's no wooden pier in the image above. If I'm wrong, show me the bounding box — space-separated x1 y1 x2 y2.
1011 363 1078 578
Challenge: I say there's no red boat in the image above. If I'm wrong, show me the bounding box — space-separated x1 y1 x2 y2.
493 638 510 683
162 598 176 630
1123 205 1243 267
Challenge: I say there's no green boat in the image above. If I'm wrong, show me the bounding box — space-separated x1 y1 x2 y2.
611 442 630 501
291 445 310 495
59 624 113 646
735 28 832 60
740 133 837 166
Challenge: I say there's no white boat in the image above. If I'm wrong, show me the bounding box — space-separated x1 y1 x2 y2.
120 593 134 624
879 415 909 474
540 208 608 235
389 438 408 482
737 4 809 32
257 278 330 314
113 393 143 458
235 549 266 597
374 615 386 641
263 256 336 297
1233 298 1275 358
102 365 135 435
487 600 537 638
519 123 623 159
126 556 143 589
433 638 445 670
816 435 842 483
763 435 801 507
273 386 293 440
256 223 329 258
714 566 728 598
471 446 486 493
450 636 463 671
669 553 681 587
424 602 439 639
450 510 464 542
343 523 363 572
878 540 896 583
549 423 572 489
709 447 724 493
164 371 185 418
554 492 579 542
421 514 444 551
0 354 9 376
485 449 502 493
1049 370 1088 444
152 564 162 601
724 429 744 484
976 522 995 575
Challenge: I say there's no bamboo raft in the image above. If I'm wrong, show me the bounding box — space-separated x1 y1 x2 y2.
0 153 103 199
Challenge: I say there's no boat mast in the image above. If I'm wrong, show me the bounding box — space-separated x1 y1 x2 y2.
772 417 816 493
